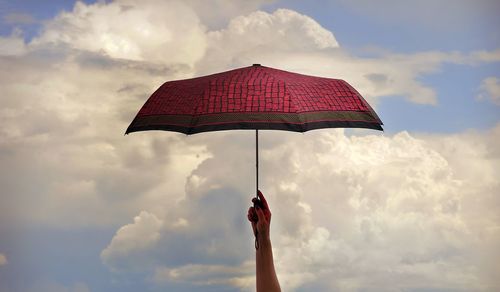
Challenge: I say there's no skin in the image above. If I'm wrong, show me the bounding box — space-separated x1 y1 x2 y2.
247 191 282 292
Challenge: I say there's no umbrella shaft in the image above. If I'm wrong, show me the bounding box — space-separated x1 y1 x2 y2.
256 129 259 198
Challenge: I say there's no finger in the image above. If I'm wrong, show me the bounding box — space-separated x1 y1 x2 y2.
247 206 254 220
247 208 258 235
257 190 270 211
255 206 267 223
248 207 258 222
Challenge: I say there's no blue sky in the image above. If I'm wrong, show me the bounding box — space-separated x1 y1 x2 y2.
0 1 499 292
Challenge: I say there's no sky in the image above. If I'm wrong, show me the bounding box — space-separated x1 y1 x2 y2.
0 0 499 291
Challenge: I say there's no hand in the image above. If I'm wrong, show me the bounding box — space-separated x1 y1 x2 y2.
248 191 281 291
247 190 272 241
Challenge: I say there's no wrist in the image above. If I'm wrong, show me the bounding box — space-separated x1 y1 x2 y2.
257 235 271 249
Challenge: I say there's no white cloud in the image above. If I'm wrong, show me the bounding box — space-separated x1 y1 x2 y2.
101 125 500 291
195 8 338 74
31 1 207 66
477 76 500 105
101 211 163 271
0 253 7 266
0 46 209 227
184 0 276 29
0 29 26 56
254 127 499 291
210 8 339 52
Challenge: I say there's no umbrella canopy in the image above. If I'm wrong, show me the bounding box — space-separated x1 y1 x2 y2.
126 64 383 135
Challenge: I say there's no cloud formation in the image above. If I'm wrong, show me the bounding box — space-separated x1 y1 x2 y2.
31 1 207 66
202 9 339 69
101 126 500 291
101 211 163 272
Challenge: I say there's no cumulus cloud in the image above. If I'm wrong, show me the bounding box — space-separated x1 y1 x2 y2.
477 76 500 105
201 9 338 70
101 211 163 271
31 0 207 66
184 0 276 29
0 47 209 227
101 125 500 291
0 253 7 266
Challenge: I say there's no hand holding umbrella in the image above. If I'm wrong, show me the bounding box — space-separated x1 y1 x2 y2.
248 190 271 243
247 191 281 292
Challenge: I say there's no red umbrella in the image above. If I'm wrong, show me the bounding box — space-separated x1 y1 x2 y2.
127 63 382 191
126 64 383 245
127 64 382 135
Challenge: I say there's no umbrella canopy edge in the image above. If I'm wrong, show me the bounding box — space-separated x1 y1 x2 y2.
125 118 383 135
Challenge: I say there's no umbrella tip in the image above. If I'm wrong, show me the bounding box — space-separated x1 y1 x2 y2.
252 63 261 67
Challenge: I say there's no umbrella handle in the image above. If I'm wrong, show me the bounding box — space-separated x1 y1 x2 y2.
255 129 259 249
256 129 259 198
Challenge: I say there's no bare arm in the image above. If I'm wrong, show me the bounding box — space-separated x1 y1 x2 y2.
248 191 281 292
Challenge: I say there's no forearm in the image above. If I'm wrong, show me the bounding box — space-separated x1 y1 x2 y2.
256 237 281 292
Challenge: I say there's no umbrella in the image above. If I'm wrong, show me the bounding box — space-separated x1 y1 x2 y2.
126 64 383 247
